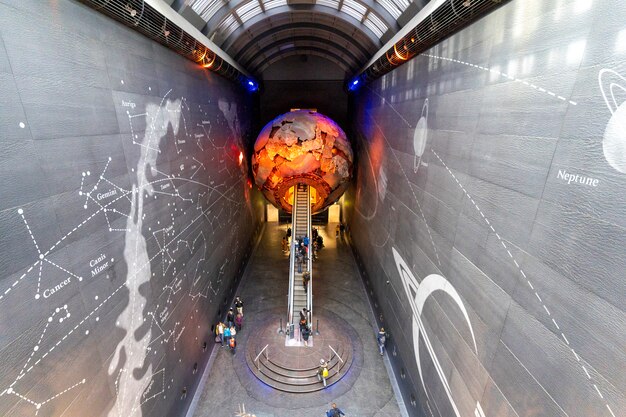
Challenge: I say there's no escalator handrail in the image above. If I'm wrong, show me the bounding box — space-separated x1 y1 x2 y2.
287 195 297 326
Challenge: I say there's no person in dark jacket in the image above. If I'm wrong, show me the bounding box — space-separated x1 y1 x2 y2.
234 296 244 315
226 308 235 328
302 271 310 292
326 403 345 416
301 325 311 347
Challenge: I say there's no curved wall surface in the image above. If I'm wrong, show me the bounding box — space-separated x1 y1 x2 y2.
0 1 263 416
345 1 626 417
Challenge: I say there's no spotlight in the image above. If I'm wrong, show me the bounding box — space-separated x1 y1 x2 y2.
245 79 258 92
348 77 361 91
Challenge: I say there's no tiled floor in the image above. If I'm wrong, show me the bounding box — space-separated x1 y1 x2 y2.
191 223 402 417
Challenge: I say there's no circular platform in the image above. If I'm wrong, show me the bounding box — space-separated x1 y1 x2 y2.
244 308 356 393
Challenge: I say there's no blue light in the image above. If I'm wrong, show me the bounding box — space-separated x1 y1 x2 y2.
348 77 361 91
245 79 258 92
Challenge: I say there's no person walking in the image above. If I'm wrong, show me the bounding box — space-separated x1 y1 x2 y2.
317 359 329 387
215 321 225 346
235 312 243 331
377 327 388 356
234 296 244 316
223 325 231 348
302 325 311 347
226 308 235 327
326 403 346 417
229 332 237 353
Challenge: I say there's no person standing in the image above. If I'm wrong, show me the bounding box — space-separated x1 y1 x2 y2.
234 296 244 316
377 327 388 356
215 321 225 346
226 308 235 327
300 307 308 322
235 312 243 331
302 271 310 293
229 332 237 354
223 325 231 348
326 403 345 417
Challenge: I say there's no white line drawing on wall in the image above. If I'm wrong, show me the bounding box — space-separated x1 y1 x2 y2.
108 91 183 417
393 247 478 417
413 98 429 173
377 165 388 202
599 68 626 174
422 53 578 106
430 149 617 417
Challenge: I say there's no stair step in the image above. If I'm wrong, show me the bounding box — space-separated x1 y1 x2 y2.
247 344 353 394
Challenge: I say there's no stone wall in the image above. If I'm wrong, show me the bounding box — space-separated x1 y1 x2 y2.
0 1 263 416
345 1 626 416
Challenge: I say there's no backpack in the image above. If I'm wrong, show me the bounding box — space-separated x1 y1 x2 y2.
229 337 236 348
322 367 329 378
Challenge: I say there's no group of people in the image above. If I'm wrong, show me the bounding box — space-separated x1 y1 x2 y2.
215 296 244 353
282 227 325 259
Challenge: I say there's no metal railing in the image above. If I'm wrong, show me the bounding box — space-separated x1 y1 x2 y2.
306 186 313 328
287 209 297 326
253 344 269 371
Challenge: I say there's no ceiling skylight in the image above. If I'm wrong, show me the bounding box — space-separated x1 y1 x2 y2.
191 0 225 21
317 0 340 9
263 0 287 10
375 0 409 19
364 12 387 37
237 1 263 23
217 13 240 37
341 0 367 20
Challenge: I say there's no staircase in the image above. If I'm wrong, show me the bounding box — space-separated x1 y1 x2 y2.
247 341 352 393
288 184 312 329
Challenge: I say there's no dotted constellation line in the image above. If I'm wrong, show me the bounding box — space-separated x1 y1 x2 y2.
430 149 615 417
422 54 578 106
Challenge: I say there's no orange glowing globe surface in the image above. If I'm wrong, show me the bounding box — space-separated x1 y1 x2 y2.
252 110 353 214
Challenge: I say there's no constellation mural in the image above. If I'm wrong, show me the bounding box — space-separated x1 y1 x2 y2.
347 2 626 417
0 79 257 416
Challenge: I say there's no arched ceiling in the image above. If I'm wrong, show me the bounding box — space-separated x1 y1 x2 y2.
176 0 430 77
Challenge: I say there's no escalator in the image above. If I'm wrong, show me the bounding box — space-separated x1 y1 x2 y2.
287 184 312 334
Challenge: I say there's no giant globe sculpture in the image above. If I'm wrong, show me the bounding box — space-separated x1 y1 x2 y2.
252 110 353 214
